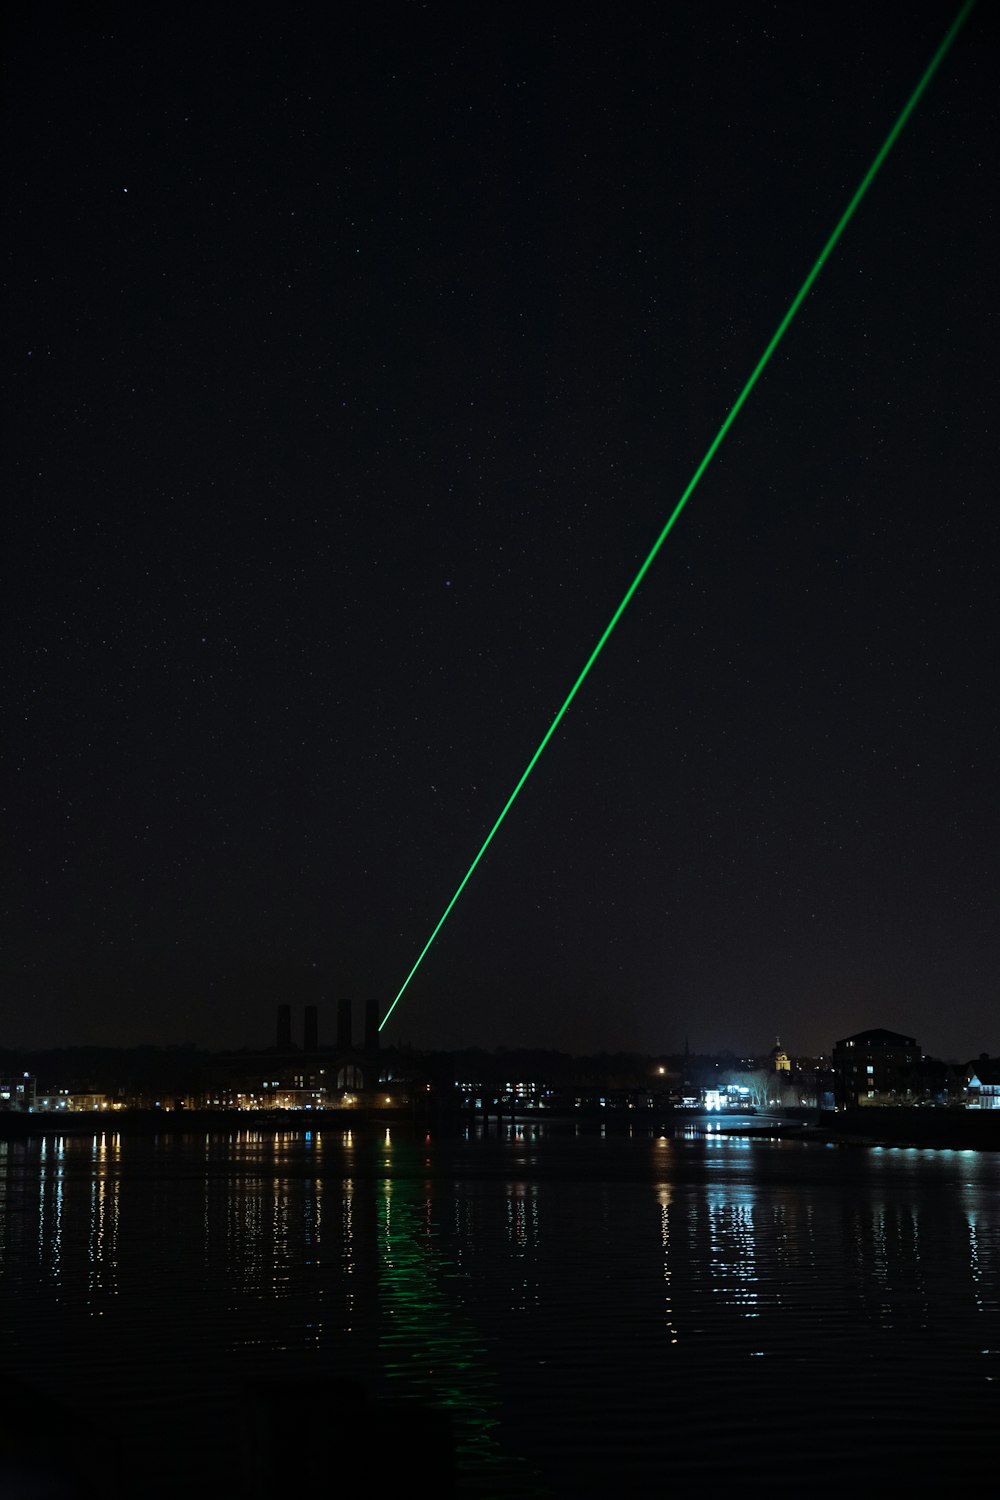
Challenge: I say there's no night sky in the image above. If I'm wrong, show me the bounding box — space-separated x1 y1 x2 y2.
5 2 997 1061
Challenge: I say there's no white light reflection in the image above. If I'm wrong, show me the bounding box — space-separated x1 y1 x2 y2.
271 1168 291 1305
37 1135 65 1287
87 1132 121 1306
706 1187 760 1318
504 1182 541 1314
657 1185 679 1345
342 1176 355 1333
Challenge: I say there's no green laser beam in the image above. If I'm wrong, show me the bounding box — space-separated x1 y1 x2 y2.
380 0 976 1033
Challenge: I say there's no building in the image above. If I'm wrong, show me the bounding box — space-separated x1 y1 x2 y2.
832 1027 921 1107
211 999 386 1109
33 1091 113 1112
966 1058 1000 1109
0 1074 36 1111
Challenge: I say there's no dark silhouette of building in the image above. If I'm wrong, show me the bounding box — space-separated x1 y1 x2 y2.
213 999 385 1104
832 1027 920 1106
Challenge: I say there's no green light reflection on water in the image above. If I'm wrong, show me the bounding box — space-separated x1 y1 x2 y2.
375 1138 548 1497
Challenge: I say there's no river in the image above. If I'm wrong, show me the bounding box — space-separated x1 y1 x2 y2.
2 1119 998 1497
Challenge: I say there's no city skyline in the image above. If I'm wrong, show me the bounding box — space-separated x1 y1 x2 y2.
2 995 993 1074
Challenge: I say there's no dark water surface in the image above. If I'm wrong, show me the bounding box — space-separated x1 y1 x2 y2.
2 1121 999 1496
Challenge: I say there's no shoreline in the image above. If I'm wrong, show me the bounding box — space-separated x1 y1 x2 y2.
3 1103 1000 1150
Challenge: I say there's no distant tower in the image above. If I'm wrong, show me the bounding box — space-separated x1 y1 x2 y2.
303 1004 318 1052
337 997 353 1051
364 999 380 1053
276 1004 292 1051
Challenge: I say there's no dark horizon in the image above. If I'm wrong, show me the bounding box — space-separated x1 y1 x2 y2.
3 1022 993 1072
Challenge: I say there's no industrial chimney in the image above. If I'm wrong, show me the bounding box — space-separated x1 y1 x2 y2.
303 1004 318 1052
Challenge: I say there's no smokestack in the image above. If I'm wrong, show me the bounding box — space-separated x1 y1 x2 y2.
337 998 353 1051
365 1000 380 1053
276 1004 292 1051
303 1005 318 1052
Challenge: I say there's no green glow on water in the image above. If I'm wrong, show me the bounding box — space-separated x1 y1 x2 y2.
381 0 976 1034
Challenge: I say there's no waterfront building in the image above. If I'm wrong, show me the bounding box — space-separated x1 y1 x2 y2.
0 1073 36 1111
832 1027 921 1107
966 1058 1000 1109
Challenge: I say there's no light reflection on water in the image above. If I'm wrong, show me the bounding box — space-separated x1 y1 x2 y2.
87 1133 120 1306
378 1169 545 1496
1 1125 999 1496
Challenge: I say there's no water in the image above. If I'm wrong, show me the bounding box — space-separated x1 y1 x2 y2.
2 1120 999 1497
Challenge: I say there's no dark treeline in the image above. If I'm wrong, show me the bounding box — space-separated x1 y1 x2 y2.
0 1044 210 1094
1 1042 710 1096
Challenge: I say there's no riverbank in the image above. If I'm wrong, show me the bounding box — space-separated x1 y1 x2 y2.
799 1105 1000 1150
707 1106 1000 1150
0 1106 409 1138
3 1103 1000 1149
